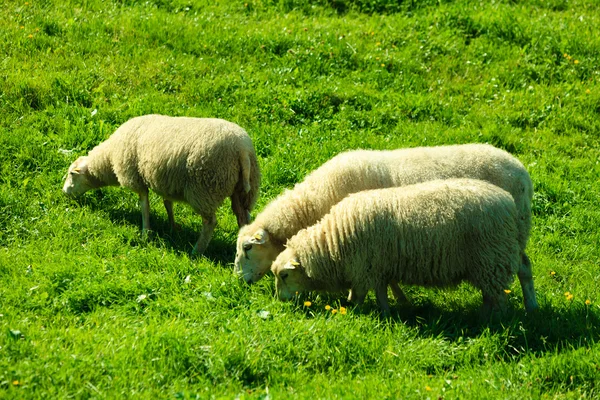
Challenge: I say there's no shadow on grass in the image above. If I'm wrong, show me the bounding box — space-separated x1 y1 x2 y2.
308 289 599 358
83 198 237 267
386 299 600 358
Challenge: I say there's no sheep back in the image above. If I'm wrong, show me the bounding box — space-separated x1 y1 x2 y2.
257 143 531 252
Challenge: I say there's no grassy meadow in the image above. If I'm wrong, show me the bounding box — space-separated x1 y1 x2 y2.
1 0 600 397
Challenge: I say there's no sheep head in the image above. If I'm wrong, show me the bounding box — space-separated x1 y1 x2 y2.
62 156 94 197
271 248 310 301
235 227 281 284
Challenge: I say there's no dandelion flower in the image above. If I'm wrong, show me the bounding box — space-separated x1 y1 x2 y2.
12 381 19 386
381 63 385 67
331 308 338 314
586 89 591 94
325 305 331 311
425 386 432 391
563 53 568 58
504 289 511 294
574 60 579 64
340 307 347 315
27 34 33 38
304 301 312 307
550 271 556 276
564 291 571 297
585 299 592 305
376 42 381 46
566 294 574 301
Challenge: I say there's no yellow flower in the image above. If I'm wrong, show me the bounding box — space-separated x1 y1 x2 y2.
425 386 432 391
585 299 591 305
563 53 568 58
325 305 331 310
550 271 556 275
586 89 591 94
566 294 574 301
340 307 347 315
504 289 511 294
564 291 571 296
12 380 19 386
27 34 33 38
574 60 579 64
376 42 381 46
304 301 312 307
331 308 338 314
381 63 385 67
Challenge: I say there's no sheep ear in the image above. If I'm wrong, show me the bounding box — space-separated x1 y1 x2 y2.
284 259 300 269
72 158 89 174
249 229 267 244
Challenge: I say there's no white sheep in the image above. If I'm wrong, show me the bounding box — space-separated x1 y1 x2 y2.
235 143 537 311
271 179 523 316
63 114 261 254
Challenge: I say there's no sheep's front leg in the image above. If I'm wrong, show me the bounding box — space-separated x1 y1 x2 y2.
192 213 217 256
348 287 368 305
389 280 409 304
375 284 391 318
518 253 539 312
163 199 176 232
139 191 151 233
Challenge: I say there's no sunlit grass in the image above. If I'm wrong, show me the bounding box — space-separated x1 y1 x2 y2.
1 0 599 397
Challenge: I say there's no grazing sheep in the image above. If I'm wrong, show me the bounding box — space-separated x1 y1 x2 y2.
235 143 537 312
271 179 523 316
63 114 260 255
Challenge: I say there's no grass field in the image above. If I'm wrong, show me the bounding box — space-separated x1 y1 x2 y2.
1 0 599 397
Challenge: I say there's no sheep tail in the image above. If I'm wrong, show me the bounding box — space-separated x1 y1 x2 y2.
240 150 252 193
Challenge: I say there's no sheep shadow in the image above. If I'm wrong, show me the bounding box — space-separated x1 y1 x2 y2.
81 195 237 266
384 299 600 359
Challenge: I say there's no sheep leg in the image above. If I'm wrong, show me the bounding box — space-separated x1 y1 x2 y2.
481 290 507 315
375 284 391 318
163 199 177 232
192 213 217 256
231 193 251 227
389 280 409 304
139 191 151 233
348 287 367 305
518 253 539 312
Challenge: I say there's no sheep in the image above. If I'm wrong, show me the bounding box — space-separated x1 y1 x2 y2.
62 114 261 255
235 143 537 312
271 179 523 316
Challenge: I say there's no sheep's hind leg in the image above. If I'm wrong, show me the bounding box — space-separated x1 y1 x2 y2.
231 193 251 227
518 253 539 312
139 191 151 235
192 213 217 256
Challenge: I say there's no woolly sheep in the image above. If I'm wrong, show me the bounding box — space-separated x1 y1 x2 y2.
271 179 523 316
235 143 537 312
62 114 260 255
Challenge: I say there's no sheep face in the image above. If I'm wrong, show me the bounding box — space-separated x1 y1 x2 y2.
235 228 280 284
272 249 310 301
62 157 94 197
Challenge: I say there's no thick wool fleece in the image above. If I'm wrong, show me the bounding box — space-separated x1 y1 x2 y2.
285 179 522 311
72 114 260 250
252 144 531 249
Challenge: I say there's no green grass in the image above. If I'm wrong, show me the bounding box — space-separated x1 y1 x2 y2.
1 0 599 397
